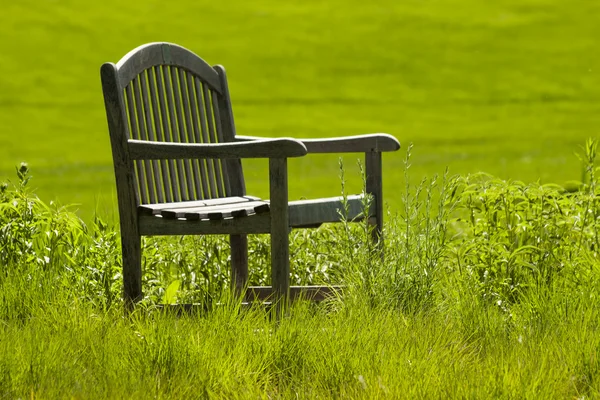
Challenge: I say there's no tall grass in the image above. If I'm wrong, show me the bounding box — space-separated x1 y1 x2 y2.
1 144 600 397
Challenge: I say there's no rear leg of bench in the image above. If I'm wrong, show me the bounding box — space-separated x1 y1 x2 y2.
230 234 248 296
122 232 142 308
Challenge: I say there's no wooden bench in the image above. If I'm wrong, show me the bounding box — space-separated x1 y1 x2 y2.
100 42 400 308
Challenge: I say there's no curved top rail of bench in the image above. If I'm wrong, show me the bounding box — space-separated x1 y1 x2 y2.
113 42 222 93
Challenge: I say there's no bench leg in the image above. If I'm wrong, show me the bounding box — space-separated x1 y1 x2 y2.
366 151 384 254
122 232 142 308
269 158 290 309
230 234 248 296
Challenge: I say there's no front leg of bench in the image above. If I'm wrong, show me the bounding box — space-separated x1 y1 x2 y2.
269 157 290 307
366 150 384 251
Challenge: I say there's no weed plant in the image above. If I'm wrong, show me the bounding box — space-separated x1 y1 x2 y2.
1 143 599 397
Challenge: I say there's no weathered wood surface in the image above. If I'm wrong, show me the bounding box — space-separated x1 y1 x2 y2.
116 43 222 93
288 194 371 227
230 234 248 295
139 212 271 235
102 42 400 307
366 151 383 245
269 158 290 303
236 133 400 153
128 139 308 160
101 62 143 306
160 201 269 220
139 196 261 214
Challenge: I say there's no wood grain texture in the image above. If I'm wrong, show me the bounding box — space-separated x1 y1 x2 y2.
139 70 164 203
127 138 308 159
103 42 400 308
159 201 269 220
214 65 246 197
171 67 196 200
269 158 290 303
154 65 180 202
365 151 383 246
230 234 248 295
100 62 143 305
236 133 400 153
138 195 262 215
138 212 271 235
116 42 222 93
288 194 371 227
148 67 170 203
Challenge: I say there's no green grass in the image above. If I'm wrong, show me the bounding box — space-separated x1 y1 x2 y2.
2 146 600 397
2 0 600 218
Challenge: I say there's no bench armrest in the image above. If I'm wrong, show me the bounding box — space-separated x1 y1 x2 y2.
128 138 307 159
235 133 400 153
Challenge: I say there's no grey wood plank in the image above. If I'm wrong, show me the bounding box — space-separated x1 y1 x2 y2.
159 201 269 219
188 75 211 199
288 194 370 227
128 138 308 160
211 90 231 195
101 62 142 305
202 82 225 197
138 212 271 235
170 67 196 200
182 70 206 199
138 195 262 215
366 151 383 246
163 65 187 201
140 69 164 203
230 234 248 295
214 65 246 197
269 158 290 304
174 68 198 200
125 83 148 204
116 42 222 94
235 133 401 153
148 66 170 202
194 77 218 198
133 75 158 204
158 65 182 202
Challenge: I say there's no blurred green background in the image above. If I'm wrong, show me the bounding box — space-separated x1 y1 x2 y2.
2 0 599 219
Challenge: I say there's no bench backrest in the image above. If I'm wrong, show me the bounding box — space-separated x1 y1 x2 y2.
101 42 246 207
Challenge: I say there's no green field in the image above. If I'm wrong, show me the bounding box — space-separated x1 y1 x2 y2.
2 154 600 397
2 0 600 218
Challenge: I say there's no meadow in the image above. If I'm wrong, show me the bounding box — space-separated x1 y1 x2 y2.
1 145 600 397
3 0 600 397
2 0 600 217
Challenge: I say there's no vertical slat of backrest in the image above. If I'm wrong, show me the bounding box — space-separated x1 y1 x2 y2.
162 66 186 202
132 76 157 204
139 70 164 203
124 84 147 203
182 70 208 199
155 66 180 202
214 65 246 197
202 82 225 197
187 71 211 199
174 68 199 200
210 90 231 195
148 67 171 203
194 77 218 198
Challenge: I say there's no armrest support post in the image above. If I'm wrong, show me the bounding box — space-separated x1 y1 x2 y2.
269 157 290 310
365 151 383 248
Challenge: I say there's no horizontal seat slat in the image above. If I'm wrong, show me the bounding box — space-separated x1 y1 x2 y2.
161 201 270 220
139 195 261 215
